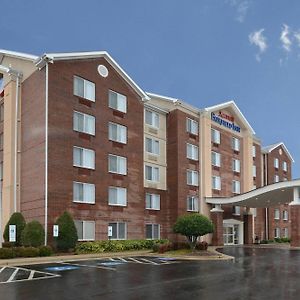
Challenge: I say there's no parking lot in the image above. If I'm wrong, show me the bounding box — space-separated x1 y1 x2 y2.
1 248 300 299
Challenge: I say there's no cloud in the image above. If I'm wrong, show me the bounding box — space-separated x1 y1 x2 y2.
226 0 251 23
249 29 267 61
280 24 292 52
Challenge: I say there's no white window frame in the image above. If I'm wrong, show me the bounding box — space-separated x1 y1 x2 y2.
73 182 95 204
73 76 95 102
145 110 159 128
187 196 199 212
145 165 160 182
252 145 256 158
283 228 288 238
274 158 279 169
212 176 221 191
232 137 240 151
109 222 127 240
145 193 160 210
186 118 198 135
212 151 221 167
187 170 199 186
232 180 241 194
73 111 95 135
75 220 95 241
108 154 127 175
187 143 199 161
283 161 288 172
232 159 241 173
274 209 280 220
252 165 256 177
73 146 95 169
108 186 127 207
274 175 279 183
283 210 288 221
146 224 160 240
145 137 160 155
108 90 127 113
109 122 127 144
211 128 220 144
233 206 241 216
274 227 280 238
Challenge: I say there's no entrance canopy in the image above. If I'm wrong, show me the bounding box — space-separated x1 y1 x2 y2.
206 179 300 208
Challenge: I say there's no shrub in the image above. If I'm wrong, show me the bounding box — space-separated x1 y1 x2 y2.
2 242 14 248
21 220 45 247
0 247 16 259
3 212 26 246
18 247 40 258
196 241 208 251
39 245 53 257
55 212 78 251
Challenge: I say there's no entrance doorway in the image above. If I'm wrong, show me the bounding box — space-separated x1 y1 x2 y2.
223 219 244 245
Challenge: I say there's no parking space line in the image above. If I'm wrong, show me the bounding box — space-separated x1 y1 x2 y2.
109 258 116 261
7 268 19 282
28 270 35 280
139 258 159 265
127 257 144 264
117 257 127 262
59 261 117 272
0 267 5 274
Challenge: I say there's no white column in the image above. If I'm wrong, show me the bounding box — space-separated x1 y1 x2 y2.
290 187 300 205
210 204 224 212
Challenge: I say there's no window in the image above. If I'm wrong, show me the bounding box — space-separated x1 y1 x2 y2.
108 154 127 175
0 133 3 150
108 90 127 113
283 228 288 238
108 187 127 206
212 152 221 167
233 206 241 216
145 165 159 182
187 196 199 212
75 220 95 241
109 122 127 144
108 222 126 240
187 170 199 186
212 176 221 190
145 110 159 128
252 145 256 158
186 118 198 135
283 161 288 172
283 210 288 221
252 165 256 177
146 193 160 210
73 182 95 204
73 147 95 169
274 175 279 183
232 159 240 173
274 158 279 169
73 111 95 135
274 227 280 238
232 137 240 151
232 180 241 194
146 224 160 239
274 209 280 220
211 128 220 144
187 143 198 160
145 138 160 155
73 76 95 101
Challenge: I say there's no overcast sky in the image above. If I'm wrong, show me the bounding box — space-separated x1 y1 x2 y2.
1 0 300 177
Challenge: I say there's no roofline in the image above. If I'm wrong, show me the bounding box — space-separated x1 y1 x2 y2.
0 49 38 62
144 102 169 114
262 142 295 162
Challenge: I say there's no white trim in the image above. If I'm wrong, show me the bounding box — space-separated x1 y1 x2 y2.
262 142 294 163
0 49 38 62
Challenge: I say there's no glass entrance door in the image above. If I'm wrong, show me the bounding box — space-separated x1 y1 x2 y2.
223 224 239 245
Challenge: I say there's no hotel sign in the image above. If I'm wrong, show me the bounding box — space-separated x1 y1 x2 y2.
211 111 241 133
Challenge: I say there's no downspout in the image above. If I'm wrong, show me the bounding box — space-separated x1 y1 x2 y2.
264 153 269 240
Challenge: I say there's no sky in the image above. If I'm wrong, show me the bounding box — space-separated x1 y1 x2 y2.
1 0 300 178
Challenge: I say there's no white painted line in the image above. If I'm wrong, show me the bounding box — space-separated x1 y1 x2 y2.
127 257 143 264
117 257 127 262
139 258 159 265
109 257 116 261
0 267 5 274
60 261 116 272
7 268 19 282
28 270 35 280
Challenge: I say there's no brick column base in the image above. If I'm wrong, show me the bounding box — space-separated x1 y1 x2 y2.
290 204 300 247
210 209 224 246
244 214 253 244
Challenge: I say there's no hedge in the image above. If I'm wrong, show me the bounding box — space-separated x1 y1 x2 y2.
3 212 26 246
0 246 53 259
21 220 45 247
75 239 169 254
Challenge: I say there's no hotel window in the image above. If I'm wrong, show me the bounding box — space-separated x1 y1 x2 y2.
232 137 240 151
108 90 127 113
283 161 288 172
145 165 159 182
187 170 199 186
283 228 288 238
73 111 95 135
187 143 198 161
274 227 280 238
252 145 256 158
211 128 220 144
186 118 198 135
146 193 160 210
233 206 241 216
187 196 199 212
212 176 221 190
73 146 95 169
108 187 127 206
274 209 280 220
108 154 127 175
109 122 127 144
252 165 256 178
145 137 160 155
212 151 221 167
145 110 159 128
146 224 160 240
75 220 95 241
283 210 288 221
73 76 95 102
0 133 3 150
253 208 257 217
232 159 241 173
274 158 279 169
73 182 95 204
232 180 241 194
109 222 127 240
274 175 279 183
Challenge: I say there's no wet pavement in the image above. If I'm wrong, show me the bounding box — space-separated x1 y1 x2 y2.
0 248 300 299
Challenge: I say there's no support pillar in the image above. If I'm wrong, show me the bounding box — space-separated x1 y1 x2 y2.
210 204 224 246
290 187 300 247
244 209 253 244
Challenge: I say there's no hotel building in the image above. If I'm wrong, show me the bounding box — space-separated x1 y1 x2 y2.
0 49 294 246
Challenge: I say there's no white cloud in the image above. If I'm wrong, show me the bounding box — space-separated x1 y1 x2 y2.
280 24 292 52
249 29 267 61
226 0 251 23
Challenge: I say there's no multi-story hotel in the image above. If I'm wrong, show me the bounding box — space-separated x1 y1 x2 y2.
0 49 295 246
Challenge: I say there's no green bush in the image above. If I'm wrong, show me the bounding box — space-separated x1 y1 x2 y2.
0 247 16 259
21 220 45 247
18 247 40 258
75 239 169 254
55 212 78 251
39 245 53 257
3 212 26 246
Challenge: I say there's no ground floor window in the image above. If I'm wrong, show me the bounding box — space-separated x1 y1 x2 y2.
109 222 126 240
282 228 288 238
75 220 95 241
146 224 160 239
274 227 280 238
187 196 199 212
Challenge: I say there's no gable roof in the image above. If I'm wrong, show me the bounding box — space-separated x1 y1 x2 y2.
0 49 38 63
204 100 255 135
262 142 294 162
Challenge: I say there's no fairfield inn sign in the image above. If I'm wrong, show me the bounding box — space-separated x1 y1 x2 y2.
211 111 241 133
